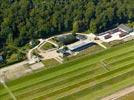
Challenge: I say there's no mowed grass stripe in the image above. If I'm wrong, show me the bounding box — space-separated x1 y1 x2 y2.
4 51 134 99
5 50 134 98
33 63 134 100
2 55 131 97
0 40 134 99
57 63 134 100
25 58 134 100
1 55 134 99
87 76 134 100
16 68 105 99
0 63 101 97
99 53 134 71
1 46 134 99
3 42 134 86
108 56 134 70
104 50 134 63
0 48 133 98
68 68 134 100
19 56 134 100
5 40 134 84
1 64 103 98
1 41 134 95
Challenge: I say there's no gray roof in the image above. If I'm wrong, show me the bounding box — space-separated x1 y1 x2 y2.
69 41 93 51
118 24 132 33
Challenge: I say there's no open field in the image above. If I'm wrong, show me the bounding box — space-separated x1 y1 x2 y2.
0 40 134 100
41 59 60 68
41 42 56 50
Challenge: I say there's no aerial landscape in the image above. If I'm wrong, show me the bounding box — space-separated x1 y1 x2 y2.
0 0 134 100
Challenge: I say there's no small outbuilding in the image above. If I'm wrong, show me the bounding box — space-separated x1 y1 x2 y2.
28 55 40 64
57 47 72 57
104 34 112 39
119 32 128 37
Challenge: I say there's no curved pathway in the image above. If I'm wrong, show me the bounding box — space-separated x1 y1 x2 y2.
27 39 46 60
27 33 72 61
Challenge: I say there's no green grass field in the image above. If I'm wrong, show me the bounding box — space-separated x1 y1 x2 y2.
41 42 56 50
0 40 134 100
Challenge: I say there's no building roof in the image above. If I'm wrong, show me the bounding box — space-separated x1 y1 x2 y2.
119 32 128 37
118 24 132 33
58 48 67 54
104 34 112 39
68 40 94 51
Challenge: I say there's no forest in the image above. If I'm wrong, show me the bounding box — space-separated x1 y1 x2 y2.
0 0 133 47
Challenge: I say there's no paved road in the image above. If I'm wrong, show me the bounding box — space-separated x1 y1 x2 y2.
101 85 134 100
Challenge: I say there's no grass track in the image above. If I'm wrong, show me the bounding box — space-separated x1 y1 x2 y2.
20 56 134 100
32 62 134 100
59 64 134 100
3 54 134 99
0 40 134 100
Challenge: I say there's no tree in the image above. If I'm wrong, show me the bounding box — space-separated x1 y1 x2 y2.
72 21 79 33
90 19 97 33
0 0 133 49
7 33 13 45
85 2 95 20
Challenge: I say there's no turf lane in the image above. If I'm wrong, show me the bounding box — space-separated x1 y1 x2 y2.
1 43 134 98
13 64 102 97
4 52 134 99
28 58 134 99
57 63 134 100
0 40 134 100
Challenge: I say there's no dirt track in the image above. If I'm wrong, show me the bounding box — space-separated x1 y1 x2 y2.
101 85 134 100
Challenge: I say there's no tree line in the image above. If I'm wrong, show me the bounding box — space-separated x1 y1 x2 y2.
0 0 133 48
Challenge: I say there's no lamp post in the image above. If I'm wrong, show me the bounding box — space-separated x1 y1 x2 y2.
0 77 17 100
